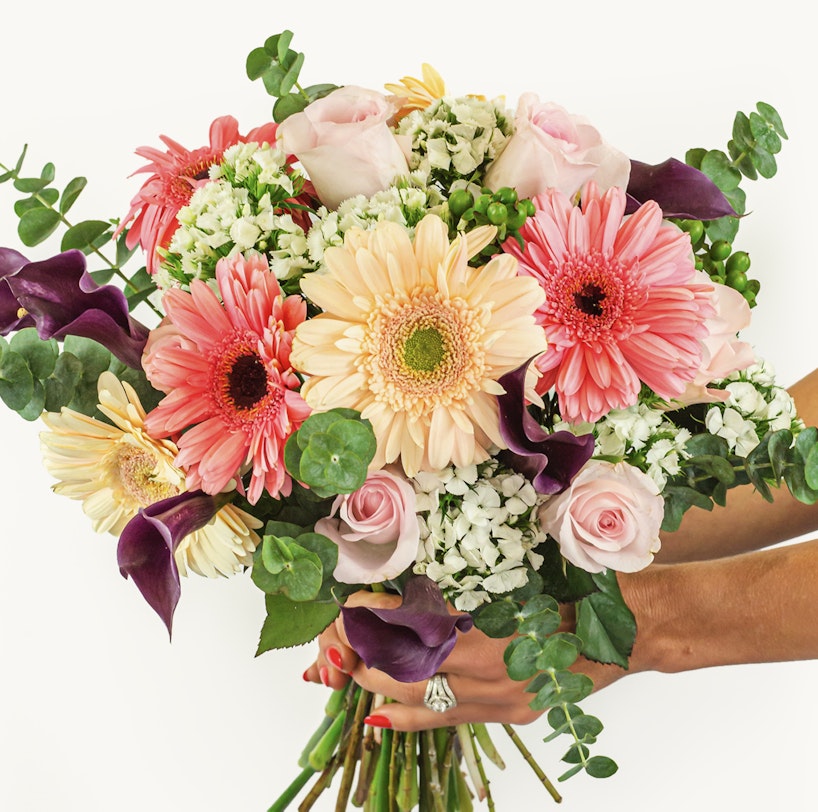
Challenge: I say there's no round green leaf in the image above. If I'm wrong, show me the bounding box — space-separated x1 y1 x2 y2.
585 755 618 779
0 350 34 410
9 328 58 379
18 206 60 246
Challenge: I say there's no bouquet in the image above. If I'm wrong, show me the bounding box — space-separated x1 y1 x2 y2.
1 28 816 811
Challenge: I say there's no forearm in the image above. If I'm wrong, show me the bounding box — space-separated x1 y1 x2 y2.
623 538 818 675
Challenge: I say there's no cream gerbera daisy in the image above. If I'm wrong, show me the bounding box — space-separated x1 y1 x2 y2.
291 215 547 477
40 370 261 578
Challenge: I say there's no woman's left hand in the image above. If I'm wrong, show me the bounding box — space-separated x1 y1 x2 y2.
302 590 628 732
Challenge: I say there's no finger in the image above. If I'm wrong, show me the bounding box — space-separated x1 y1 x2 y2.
349 663 530 708
365 699 544 732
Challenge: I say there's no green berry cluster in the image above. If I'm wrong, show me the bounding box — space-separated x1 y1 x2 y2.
446 186 535 261
677 219 759 307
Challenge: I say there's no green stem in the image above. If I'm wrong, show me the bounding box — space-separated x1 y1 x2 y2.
334 687 372 812
464 724 494 812
501 724 562 803
267 766 315 812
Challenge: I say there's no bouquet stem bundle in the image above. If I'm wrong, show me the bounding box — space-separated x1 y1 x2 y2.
270 684 561 811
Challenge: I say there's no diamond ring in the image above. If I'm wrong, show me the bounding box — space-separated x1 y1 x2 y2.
423 673 458 713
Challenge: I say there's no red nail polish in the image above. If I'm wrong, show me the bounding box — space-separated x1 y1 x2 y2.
364 715 393 729
326 646 344 671
302 669 312 682
319 666 330 687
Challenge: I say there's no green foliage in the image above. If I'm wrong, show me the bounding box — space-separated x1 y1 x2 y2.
284 408 377 497
575 570 636 668
256 592 340 654
246 31 338 122
478 590 619 783
681 102 787 309
0 146 158 319
662 425 818 531
0 329 161 421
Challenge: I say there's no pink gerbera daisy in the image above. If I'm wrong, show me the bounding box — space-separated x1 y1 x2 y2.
503 183 715 423
116 116 278 276
141 253 310 504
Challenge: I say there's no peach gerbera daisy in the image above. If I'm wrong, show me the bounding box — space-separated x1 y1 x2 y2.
384 64 447 121
502 183 715 424
290 215 547 477
142 252 310 504
40 371 261 578
116 116 278 276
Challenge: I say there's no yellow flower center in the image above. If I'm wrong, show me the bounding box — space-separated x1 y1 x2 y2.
365 291 486 418
113 444 180 507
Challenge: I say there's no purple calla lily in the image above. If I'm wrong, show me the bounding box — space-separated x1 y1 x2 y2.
0 247 35 333
341 575 473 683
625 158 737 220
497 358 595 494
1 248 149 368
117 490 229 636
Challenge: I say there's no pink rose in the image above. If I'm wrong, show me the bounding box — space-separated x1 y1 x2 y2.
276 86 411 210
485 93 630 200
315 469 420 584
538 460 662 573
673 272 755 406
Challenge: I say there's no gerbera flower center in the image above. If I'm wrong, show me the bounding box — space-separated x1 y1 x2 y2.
404 326 446 372
112 445 180 507
365 292 486 417
545 249 643 341
210 331 284 429
228 354 269 409
165 153 220 207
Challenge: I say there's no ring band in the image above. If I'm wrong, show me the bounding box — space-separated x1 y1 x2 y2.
423 673 457 713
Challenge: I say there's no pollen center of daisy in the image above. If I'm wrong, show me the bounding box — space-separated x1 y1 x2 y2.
229 354 269 409
115 445 179 506
365 293 486 417
574 283 606 316
404 326 445 372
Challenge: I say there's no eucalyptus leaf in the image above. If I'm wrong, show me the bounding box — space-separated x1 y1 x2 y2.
14 188 59 214
585 755 618 778
9 328 58 379
59 176 88 214
0 349 34 410
13 176 51 194
504 636 541 681
18 206 60 246
61 220 111 253
472 599 519 638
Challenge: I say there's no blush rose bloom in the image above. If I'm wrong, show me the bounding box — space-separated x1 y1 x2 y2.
315 468 420 584
672 272 755 406
276 86 411 210
485 93 630 200
538 460 663 573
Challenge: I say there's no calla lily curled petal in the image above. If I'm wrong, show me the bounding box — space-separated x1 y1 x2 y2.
117 490 227 636
341 575 473 683
498 359 595 494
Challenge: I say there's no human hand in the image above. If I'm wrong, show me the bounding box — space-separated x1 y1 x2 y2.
302 591 629 732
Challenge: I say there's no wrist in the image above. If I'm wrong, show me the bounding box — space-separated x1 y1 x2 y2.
618 565 687 676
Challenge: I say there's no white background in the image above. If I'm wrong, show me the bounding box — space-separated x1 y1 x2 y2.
1 2 816 810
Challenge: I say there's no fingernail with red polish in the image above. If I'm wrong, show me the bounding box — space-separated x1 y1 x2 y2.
319 666 330 687
302 669 312 682
364 715 393 729
326 646 344 671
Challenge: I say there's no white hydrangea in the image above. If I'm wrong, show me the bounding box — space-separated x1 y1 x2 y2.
397 96 512 186
705 406 760 456
702 358 802 456
306 172 444 264
160 143 311 287
413 460 546 611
